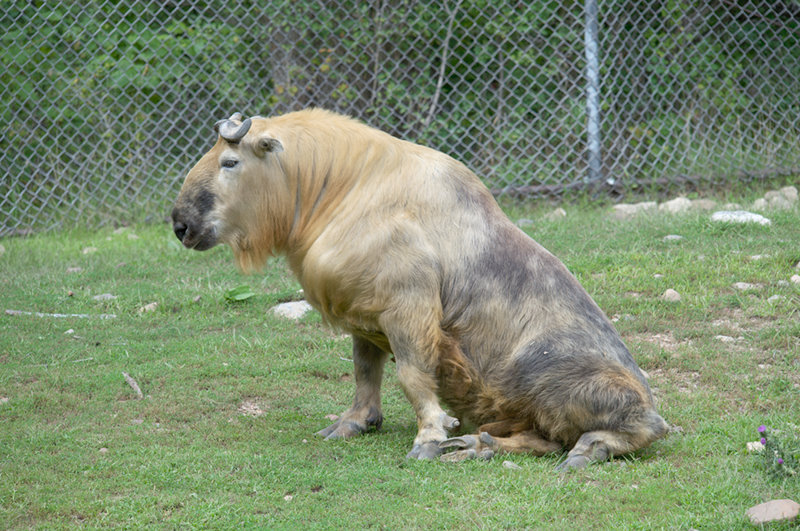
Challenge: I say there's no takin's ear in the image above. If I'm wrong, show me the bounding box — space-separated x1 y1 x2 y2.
254 135 283 157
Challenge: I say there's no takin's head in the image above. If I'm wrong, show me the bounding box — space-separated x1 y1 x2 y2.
171 112 288 270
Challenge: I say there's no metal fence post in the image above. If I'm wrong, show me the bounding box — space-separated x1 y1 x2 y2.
584 0 604 186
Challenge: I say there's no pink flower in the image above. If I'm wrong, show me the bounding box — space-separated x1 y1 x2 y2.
760 437 767 445
777 458 784 465
758 425 767 433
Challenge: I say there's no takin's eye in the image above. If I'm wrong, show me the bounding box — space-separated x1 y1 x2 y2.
221 159 239 169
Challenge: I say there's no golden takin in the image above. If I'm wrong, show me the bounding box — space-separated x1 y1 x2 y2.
171 108 668 470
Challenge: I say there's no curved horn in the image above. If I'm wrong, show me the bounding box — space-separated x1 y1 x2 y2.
213 115 252 144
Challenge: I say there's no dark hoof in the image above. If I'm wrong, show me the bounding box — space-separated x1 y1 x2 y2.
316 419 364 440
555 455 591 472
406 441 443 460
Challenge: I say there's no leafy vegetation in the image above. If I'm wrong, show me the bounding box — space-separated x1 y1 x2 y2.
1 198 798 528
2 1 799 234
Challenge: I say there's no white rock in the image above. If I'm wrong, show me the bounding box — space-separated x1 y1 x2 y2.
715 335 736 343
710 210 771 226
82 246 98 254
272 300 313 319
138 302 158 313
732 282 761 291
746 441 765 453
752 197 769 211
653 274 664 279
662 289 681 302
768 295 786 303
691 199 716 211
780 185 798 202
659 197 692 214
92 293 117 301
722 203 742 210
791 275 800 284
746 499 800 525
611 202 657 220
543 208 567 221
662 234 683 242
502 460 522 470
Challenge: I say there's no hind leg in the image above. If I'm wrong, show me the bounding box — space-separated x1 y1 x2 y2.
440 429 561 462
556 411 668 472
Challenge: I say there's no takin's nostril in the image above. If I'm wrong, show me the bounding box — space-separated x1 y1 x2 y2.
173 221 188 241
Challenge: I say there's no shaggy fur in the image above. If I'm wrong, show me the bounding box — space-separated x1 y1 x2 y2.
172 108 668 468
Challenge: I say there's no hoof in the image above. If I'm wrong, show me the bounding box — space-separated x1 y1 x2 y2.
316 419 365 440
555 455 591 472
406 441 444 460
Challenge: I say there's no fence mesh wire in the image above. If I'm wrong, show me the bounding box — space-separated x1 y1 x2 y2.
2 1 799 236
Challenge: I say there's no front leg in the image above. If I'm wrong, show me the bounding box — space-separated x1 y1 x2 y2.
379 310 460 460
317 335 388 439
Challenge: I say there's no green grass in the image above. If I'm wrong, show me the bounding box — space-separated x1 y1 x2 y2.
1 199 799 529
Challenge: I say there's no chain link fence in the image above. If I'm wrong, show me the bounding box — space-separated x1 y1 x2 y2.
2 1 799 236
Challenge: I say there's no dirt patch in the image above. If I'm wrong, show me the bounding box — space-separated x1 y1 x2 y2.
630 331 687 352
238 400 268 417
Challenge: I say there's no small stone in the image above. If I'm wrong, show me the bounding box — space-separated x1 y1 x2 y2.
714 335 736 343
99 447 109 454
746 499 799 525
662 234 683 242
779 185 798 202
732 282 761 291
92 293 117 301
691 199 716 211
791 275 800 284
662 289 681 302
67 290 74 297
302 439 308 444
543 208 567 221
66 267 82 273
138 302 158 313
284 495 294 502
502 460 522 470
710 210 771 226
272 300 313 319
0 397 8 405
654 274 664 279
64 329 75 335
768 295 786 303
746 441 765 453
752 197 769 211
611 202 657 220
193 295 202 303
658 197 692 214
82 246 98 254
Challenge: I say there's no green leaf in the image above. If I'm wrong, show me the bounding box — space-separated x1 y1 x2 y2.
224 285 256 302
